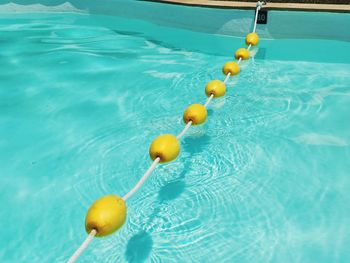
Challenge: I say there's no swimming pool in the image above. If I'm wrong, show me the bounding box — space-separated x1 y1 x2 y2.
1 1 350 262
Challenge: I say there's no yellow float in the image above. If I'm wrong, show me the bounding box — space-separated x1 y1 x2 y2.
234 48 250 60
222 61 240 76
183 104 207 125
205 80 226 98
245 32 259 46
85 195 127 237
149 134 180 163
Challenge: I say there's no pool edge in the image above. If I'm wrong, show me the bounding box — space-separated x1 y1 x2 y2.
143 0 350 13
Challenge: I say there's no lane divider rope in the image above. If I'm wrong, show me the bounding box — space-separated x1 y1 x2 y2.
67 229 96 263
67 1 265 262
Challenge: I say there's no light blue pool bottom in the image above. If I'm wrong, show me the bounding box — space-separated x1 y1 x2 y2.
0 11 350 263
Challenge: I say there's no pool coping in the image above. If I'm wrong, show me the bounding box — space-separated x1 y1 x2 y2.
144 0 350 12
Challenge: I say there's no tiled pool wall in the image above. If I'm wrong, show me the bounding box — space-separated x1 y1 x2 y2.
1 0 350 41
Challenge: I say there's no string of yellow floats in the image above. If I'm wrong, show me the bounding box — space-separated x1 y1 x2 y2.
68 2 265 262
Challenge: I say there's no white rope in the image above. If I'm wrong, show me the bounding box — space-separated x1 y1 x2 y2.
68 229 97 263
177 121 192 139
123 157 161 201
253 3 262 33
247 44 252 51
237 57 242 65
223 72 231 84
204 94 214 107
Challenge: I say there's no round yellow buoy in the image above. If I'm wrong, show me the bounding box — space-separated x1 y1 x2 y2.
222 61 240 76
246 32 259 46
205 80 226 98
85 195 127 237
183 104 207 125
149 134 180 163
235 48 250 60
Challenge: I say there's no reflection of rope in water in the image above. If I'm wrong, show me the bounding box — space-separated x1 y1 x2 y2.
68 1 265 262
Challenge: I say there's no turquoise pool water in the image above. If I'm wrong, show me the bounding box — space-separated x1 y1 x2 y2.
1 11 350 263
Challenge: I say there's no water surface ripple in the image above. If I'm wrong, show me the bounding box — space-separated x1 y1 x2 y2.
0 13 350 263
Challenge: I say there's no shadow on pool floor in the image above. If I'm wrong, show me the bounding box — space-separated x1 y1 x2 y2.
124 133 209 262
